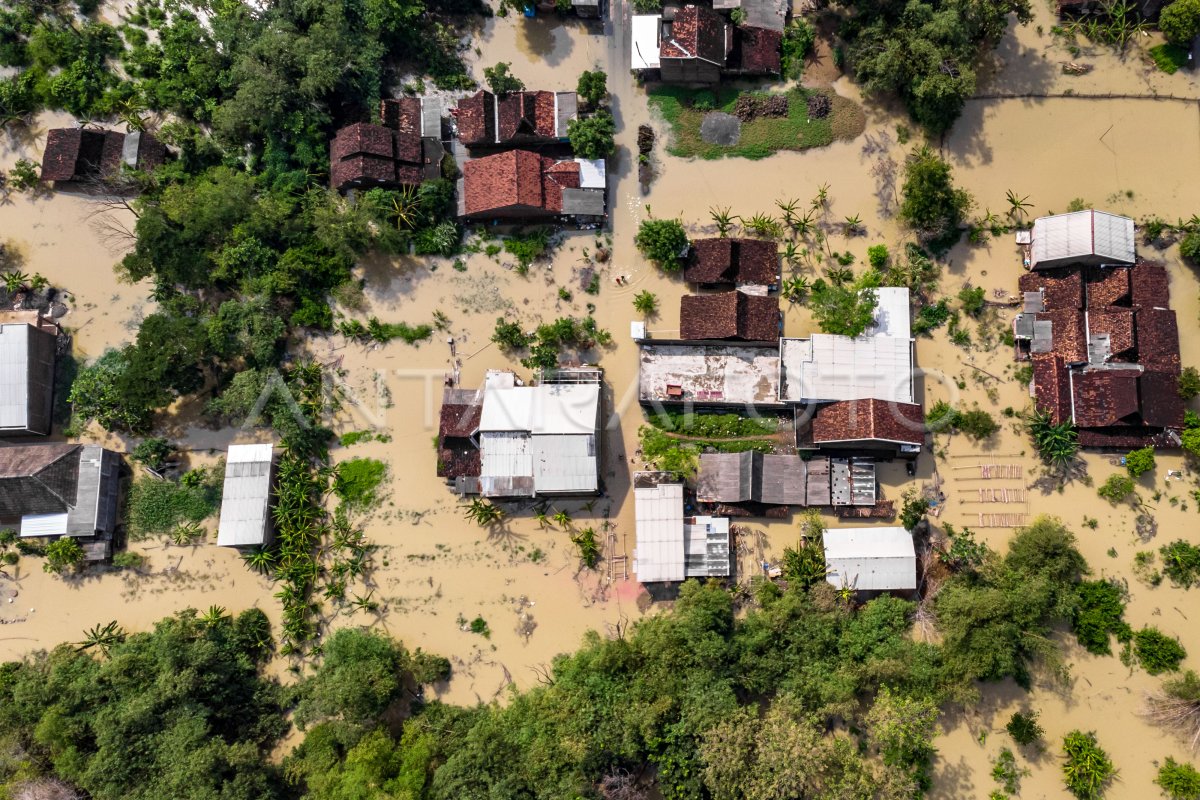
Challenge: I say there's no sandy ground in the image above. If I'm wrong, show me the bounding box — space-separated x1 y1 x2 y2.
1 0 1200 793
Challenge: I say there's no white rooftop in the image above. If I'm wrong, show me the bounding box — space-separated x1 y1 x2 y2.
0 323 29 430
480 377 600 436
824 526 916 592
1030 210 1135 269
632 15 662 69
779 335 913 404
865 287 912 338
577 158 606 189
216 444 274 547
634 482 685 582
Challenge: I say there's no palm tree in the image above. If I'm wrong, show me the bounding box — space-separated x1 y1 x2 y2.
1026 409 1079 468
781 275 810 303
632 290 658 317
843 214 863 236
824 265 853 286
78 621 125 655
3 271 30 294
552 510 572 529
782 241 802 269
533 511 551 529
793 208 816 238
709 206 735 237
243 546 277 575
170 522 204 546
1005 190 1034 221
743 213 782 239
351 592 379 612
812 182 831 209
463 498 504 527
200 605 228 626
390 185 421 229
775 197 801 229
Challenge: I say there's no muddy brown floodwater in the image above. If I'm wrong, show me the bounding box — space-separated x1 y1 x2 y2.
3 0 1200 792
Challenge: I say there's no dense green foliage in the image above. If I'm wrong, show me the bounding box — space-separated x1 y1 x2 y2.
1097 473 1136 505
1061 730 1116 799
1071 579 1129 656
333 458 388 510
839 0 1031 131
1006 710 1044 747
809 270 880 336
1160 539 1200 587
927 401 999 440
647 411 777 438
1027 409 1079 469
1180 366 1200 400
42 537 84 575
1126 446 1156 477
1161 0 1200 45
567 109 616 159
779 18 816 79
1157 757 1200 800
126 466 222 539
1133 627 1188 675
898 147 973 251
575 69 607 108
636 218 690 270
483 61 523 94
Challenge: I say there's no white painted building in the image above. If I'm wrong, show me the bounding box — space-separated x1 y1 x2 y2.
823 526 916 593
216 444 275 547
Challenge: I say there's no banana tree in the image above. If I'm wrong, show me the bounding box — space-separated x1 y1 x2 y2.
463 498 504 527
78 620 126 655
200 605 228 626
1005 190 1033 221
709 205 735 237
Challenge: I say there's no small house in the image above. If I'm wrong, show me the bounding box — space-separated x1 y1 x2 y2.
458 150 605 222
631 5 781 79
805 398 924 459
330 98 444 193
40 128 165 185
0 313 58 436
216 444 275 548
0 443 121 559
684 238 779 288
823 526 916 594
679 291 780 342
454 90 576 149
632 472 732 583
694 452 877 508
1029 210 1135 271
659 6 730 84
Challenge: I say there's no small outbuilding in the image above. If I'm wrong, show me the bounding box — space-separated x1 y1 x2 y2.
40 128 165 184
632 472 732 583
0 313 59 436
823 526 916 594
216 444 275 547
1029 210 1135 270
684 238 779 288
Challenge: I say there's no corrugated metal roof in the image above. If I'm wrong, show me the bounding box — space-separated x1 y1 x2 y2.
824 526 916 591
531 434 597 494
0 324 30 430
216 444 274 547
480 381 600 435
1031 210 1135 269
480 431 533 483
19 512 68 537
632 15 663 68
780 334 913 404
561 188 606 217
634 482 685 582
683 515 732 577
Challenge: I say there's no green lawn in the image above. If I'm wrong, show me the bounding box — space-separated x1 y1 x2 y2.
646 85 865 160
1149 43 1189 74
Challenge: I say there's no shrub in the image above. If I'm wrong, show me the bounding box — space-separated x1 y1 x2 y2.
1061 731 1115 799
1160 540 1200 587
1156 757 1200 800
898 146 973 251
959 285 986 317
504 228 551 268
333 457 387 509
1161 0 1200 45
992 747 1026 795
1006 711 1044 747
1125 446 1156 477
899 490 930 531
127 470 222 539
492 318 532 350
1071 579 1129 656
8 159 39 191
956 408 1000 440
483 61 523 94
867 243 889 268
43 538 85 575
131 437 174 472
1027 409 1079 468
809 273 880 337
1182 231 1200 265
576 69 607 107
1179 366 1200 400
567 109 616 159
632 290 658 316
571 527 602 569
912 299 951 335
779 18 816 79
635 218 689 271
1097 474 1136 505
1150 43 1191 74
1134 627 1187 675
111 551 146 569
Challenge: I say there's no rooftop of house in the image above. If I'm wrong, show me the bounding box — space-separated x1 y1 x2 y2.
811 399 925 446
329 121 423 191
0 444 120 538
679 291 780 342
1033 308 1088 363
0 319 55 433
461 150 589 218
1088 307 1136 358
1131 260 1171 308
216 444 274 547
684 238 779 286
633 476 732 583
1085 266 1130 308
1019 268 1084 310
638 342 782 406
779 335 914 404
41 128 164 182
1071 368 1141 428
660 5 728 65
1031 353 1071 425
731 25 782 74
1030 210 1136 269
1136 307 1181 371
455 90 575 146
823 526 916 592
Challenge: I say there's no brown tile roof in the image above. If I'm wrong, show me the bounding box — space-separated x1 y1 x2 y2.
41 129 84 181
811 399 924 445
1131 260 1171 309
1019 268 1083 310
437 440 481 479
661 5 728 65
41 129 154 182
1077 427 1179 449
1072 369 1140 428
380 97 423 162
456 91 496 146
685 238 779 285
1140 369 1186 429
462 149 546 217
1032 354 1071 425
734 25 782 74
541 157 579 213
134 132 167 172
679 292 780 341
1085 266 1130 308
1136 307 1180 371
439 402 481 439
99 130 124 176
329 122 426 191
1036 307 1087 363
1088 307 1135 357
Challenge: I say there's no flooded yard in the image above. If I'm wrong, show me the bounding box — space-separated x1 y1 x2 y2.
2 0 1200 792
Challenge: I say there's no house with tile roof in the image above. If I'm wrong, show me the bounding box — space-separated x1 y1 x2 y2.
631 5 782 80
679 291 780 342
684 238 779 288
330 98 443 193
458 149 605 222
40 128 165 185
454 90 577 149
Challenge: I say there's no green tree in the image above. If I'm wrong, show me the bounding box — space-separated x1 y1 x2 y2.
68 348 156 433
898 146 973 250
808 273 880 337
566 109 616 159
1097 473 1136 505
1126 446 1156 477
483 61 524 94
1161 0 1200 45
43 537 85 575
1134 627 1188 675
635 218 690 271
633 290 659 316
1179 366 1200 400
1061 730 1116 800
1156 756 1200 800
576 69 607 107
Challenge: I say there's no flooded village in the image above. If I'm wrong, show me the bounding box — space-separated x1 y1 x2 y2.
4 0 1200 795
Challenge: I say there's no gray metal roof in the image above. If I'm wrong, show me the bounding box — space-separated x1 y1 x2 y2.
805 457 831 505
420 97 443 139
1031 319 1054 354
634 480 686 582
7 444 120 539
695 451 753 502
216 444 274 547
1013 313 1035 340
555 92 578 137
683 516 732 577
754 453 805 505
824 526 916 591
0 324 30 430
561 188 605 217
1030 210 1135 269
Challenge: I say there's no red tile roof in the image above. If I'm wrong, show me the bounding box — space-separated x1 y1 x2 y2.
1032 354 1071 425
1136 307 1180 371
41 128 163 182
1088 307 1135 357
734 26 782 74
1019 268 1083 310
685 238 778 285
1036 307 1087 363
380 97 423 162
1072 369 1141 428
541 158 580 213
330 121 424 191
1085 266 1130 308
41 129 84 181
463 150 555 217
661 5 728 65
1077 427 1180 449
811 399 924 445
679 292 780 341
456 91 495 146
1140 369 1186 429
1131 260 1171 309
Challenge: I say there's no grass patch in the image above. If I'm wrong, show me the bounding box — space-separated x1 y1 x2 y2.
647 411 777 438
127 467 223 540
647 86 864 160
333 457 388 510
1149 43 1189 74
339 430 392 447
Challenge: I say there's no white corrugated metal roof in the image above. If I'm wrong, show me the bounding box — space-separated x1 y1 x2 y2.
480 431 533 482
780 334 913 404
632 15 662 69
480 383 599 435
824 526 916 591
0 324 30 430
531 434 597 493
216 444 274 547
20 512 68 537
576 158 606 189
865 287 911 338
1030 210 1135 268
634 482 685 582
